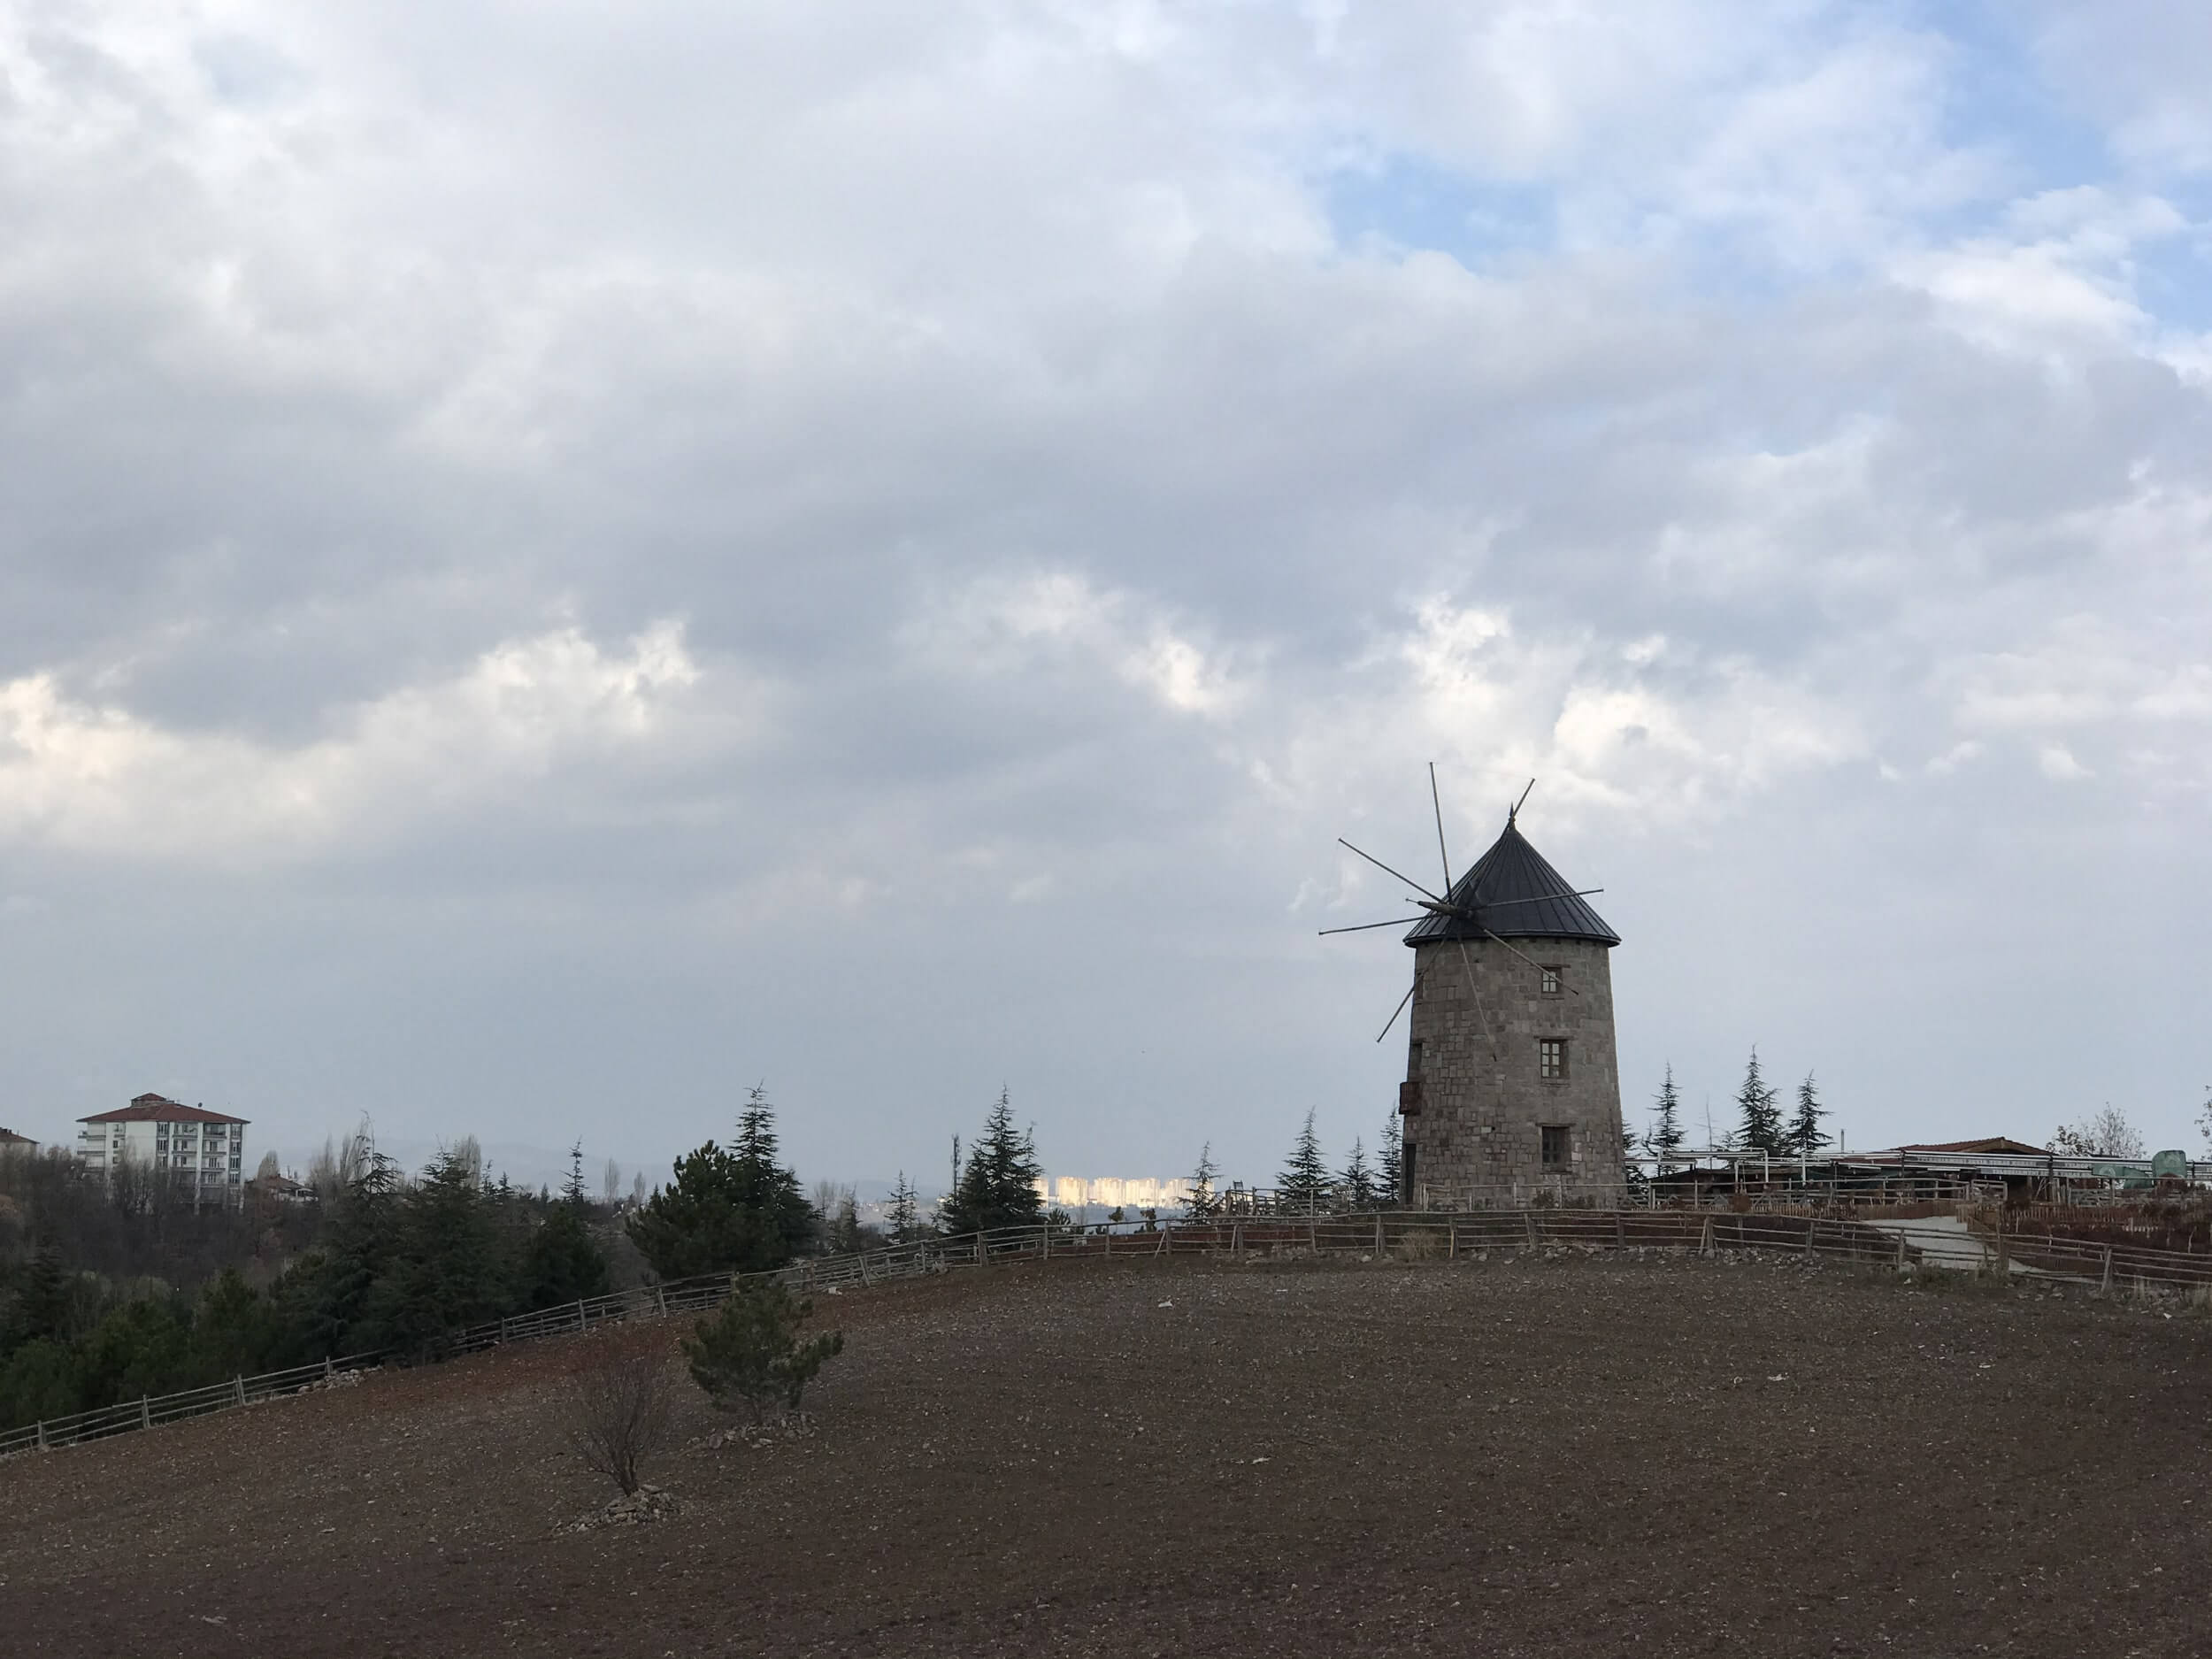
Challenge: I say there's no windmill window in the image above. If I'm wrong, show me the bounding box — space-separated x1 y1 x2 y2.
1541 1125 1571 1167
1539 1039 1568 1079
1407 1039 1424 1080
1540 966 1561 995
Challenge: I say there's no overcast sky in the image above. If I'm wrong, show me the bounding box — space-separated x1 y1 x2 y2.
3 2 2209 1191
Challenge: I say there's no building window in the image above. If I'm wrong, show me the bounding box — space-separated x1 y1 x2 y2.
1541 1125 1571 1167
1540 965 1561 995
1539 1038 1568 1079
1407 1039 1424 1080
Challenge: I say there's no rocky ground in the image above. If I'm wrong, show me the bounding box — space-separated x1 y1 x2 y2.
4 1250 2208 1656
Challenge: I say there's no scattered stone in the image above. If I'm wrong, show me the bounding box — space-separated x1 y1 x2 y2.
572 1485 680 1531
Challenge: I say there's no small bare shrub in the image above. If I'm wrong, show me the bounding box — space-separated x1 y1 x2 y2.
1395 1228 1444 1262
569 1337 678 1497
2187 1284 2212 1316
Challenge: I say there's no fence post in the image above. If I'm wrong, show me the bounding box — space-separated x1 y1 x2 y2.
1525 1210 1540 1251
1308 1215 1317 1250
1804 1217 1816 1259
1448 1219 1456 1260
976 1233 986 1266
1374 1213 1384 1255
1615 1211 1625 1249
233 1374 246 1407
1894 1231 1906 1269
35 1420 45 1451
141 1394 152 1430
654 1284 667 1315
1231 1220 1242 1256
500 1316 510 1343
2101 1247 2113 1293
1042 1228 1050 1262
325 1355 334 1381
1700 1215 1715 1256
575 1299 587 1333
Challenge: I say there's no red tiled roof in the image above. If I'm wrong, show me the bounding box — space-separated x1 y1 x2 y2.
79 1094 248 1126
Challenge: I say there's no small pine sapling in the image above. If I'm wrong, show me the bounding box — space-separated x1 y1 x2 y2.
1376 1121 1403 1208
682 1279 845 1424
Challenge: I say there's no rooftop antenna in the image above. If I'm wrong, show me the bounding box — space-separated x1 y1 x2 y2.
1319 766 1606 1043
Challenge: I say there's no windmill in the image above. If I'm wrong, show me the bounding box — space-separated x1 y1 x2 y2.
1319 765 1605 1052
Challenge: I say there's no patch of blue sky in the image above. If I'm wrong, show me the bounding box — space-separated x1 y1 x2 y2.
1321 151 1555 268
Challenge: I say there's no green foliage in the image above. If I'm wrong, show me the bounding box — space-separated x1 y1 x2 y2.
682 1279 844 1422
887 1171 922 1244
361 1149 511 1360
1278 1110 1331 1214
1785 1071 1831 1157
522 1202 612 1312
1185 1143 1218 1219
1734 1048 1785 1157
1647 1064 1686 1170
626 1087 815 1279
0 1339 81 1426
1338 1137 1377 1210
1376 1122 1403 1208
936 1089 1044 1236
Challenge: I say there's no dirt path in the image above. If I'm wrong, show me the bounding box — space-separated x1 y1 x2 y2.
4 1252 2208 1656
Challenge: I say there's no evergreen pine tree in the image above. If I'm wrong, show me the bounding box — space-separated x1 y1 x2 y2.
1185 1143 1218 1218
936 1089 1045 1236
1339 1136 1377 1210
1734 1048 1785 1156
1278 1110 1331 1215
887 1171 921 1243
1784 1071 1831 1157
1647 1064 1686 1172
626 1085 814 1279
522 1144 611 1310
1377 1119 1403 1207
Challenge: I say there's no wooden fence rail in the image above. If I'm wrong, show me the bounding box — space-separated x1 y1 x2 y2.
8 1206 2204 1462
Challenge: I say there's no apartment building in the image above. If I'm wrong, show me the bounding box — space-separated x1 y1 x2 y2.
76 1094 249 1205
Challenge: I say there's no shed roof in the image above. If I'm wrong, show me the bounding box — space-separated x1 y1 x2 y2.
1897 1137 2050 1157
1403 818 1618 947
80 1093 248 1126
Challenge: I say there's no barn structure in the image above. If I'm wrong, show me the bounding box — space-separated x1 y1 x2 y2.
1396 812 1624 1206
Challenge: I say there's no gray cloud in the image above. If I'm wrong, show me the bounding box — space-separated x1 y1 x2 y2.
2 3 2208 1187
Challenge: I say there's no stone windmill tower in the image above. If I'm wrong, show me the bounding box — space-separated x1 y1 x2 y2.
1325 775 1624 1206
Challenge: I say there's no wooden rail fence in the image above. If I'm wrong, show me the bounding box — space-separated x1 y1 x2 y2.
7 1208 2204 1460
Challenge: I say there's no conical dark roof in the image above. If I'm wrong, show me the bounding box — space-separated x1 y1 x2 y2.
1403 818 1618 947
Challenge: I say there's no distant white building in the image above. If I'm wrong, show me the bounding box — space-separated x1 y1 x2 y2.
76 1094 248 1205
1042 1176 1193 1210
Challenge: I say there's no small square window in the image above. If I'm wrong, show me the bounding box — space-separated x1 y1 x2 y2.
1539 1038 1568 1079
1540 965 1561 995
1407 1039 1424 1080
1541 1125 1571 1166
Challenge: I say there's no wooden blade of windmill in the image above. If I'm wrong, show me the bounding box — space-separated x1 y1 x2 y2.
1479 927 1583 995
1317 916 1427 936
1373 979 1417 1043
1511 778 1534 819
1455 940 1502 1060
1335 838 1442 902
1428 761 1452 894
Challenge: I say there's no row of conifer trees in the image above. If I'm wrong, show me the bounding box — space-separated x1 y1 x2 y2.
1643 1049 1830 1164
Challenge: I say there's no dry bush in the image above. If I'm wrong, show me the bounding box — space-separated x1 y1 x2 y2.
1395 1228 1445 1262
568 1337 678 1497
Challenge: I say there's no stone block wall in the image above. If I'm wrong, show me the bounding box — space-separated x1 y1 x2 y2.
1399 935 1622 1202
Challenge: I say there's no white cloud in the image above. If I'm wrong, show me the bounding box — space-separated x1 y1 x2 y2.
0 622 712 860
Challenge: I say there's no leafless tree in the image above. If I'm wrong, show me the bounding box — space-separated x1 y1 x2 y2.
568 1338 679 1497
2051 1106 2146 1159
603 1157 622 1206
630 1171 647 1207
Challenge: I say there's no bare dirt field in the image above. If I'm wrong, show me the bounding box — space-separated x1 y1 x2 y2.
4 1251 2208 1657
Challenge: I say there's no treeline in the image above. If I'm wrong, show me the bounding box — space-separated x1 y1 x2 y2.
0 1142 618 1431
0 1083 1062 1434
1640 1050 1829 1165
